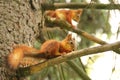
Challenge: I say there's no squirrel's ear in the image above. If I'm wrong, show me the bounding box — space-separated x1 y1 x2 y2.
77 9 83 17
76 9 83 14
66 34 72 40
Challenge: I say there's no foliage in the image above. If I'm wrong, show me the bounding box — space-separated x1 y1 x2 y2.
79 9 111 48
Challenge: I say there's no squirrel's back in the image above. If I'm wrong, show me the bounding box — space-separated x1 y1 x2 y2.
38 40 61 58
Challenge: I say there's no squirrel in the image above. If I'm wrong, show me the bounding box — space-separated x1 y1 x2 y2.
7 34 75 70
45 9 83 29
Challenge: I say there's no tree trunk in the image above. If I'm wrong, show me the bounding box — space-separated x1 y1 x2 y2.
0 0 42 79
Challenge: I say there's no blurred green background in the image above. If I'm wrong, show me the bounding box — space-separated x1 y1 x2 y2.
30 0 120 80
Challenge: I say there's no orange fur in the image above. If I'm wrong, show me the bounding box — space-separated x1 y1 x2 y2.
7 45 40 69
7 34 75 69
45 9 83 29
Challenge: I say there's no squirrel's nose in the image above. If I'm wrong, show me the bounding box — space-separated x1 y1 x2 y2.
73 48 75 51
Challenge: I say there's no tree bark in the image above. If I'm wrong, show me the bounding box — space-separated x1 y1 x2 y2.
0 0 42 79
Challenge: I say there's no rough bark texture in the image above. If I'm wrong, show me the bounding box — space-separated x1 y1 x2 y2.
0 0 42 79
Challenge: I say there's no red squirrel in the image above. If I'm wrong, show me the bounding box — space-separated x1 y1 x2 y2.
45 9 83 29
8 34 75 69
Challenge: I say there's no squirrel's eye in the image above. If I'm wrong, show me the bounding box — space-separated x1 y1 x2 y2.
77 14 80 17
69 41 73 44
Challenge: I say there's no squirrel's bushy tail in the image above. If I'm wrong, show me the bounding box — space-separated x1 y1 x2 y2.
7 45 45 70
8 47 24 70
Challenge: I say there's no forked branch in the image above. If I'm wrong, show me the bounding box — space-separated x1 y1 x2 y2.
45 16 120 54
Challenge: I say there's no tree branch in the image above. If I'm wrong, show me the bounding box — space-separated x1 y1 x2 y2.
41 3 120 10
17 41 120 76
45 16 120 54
